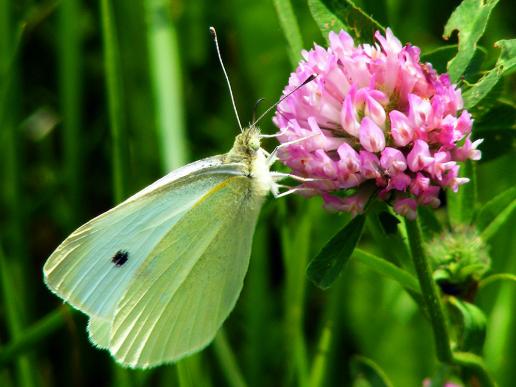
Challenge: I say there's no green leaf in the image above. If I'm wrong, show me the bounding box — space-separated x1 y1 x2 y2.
353 249 421 294
476 186 516 242
463 39 516 109
307 214 365 289
273 0 304 66
377 211 400 235
462 46 488 82
350 355 394 387
448 298 487 355
475 128 516 163
421 45 486 81
443 0 500 83
495 39 516 76
307 0 384 44
307 0 346 42
451 352 497 387
421 45 458 73
473 101 516 162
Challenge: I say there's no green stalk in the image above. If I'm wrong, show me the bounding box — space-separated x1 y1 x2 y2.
308 319 333 387
242 222 269 382
213 330 248 387
0 2 36 386
0 0 24 262
176 355 211 387
101 0 128 203
0 307 67 366
353 248 421 294
0 248 36 387
144 0 188 171
405 219 453 363
280 199 312 387
479 273 516 288
59 0 82 222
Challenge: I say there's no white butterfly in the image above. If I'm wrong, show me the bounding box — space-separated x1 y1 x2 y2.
44 27 317 368
44 125 287 368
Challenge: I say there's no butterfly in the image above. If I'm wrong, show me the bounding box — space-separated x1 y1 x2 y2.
44 124 281 368
44 27 316 368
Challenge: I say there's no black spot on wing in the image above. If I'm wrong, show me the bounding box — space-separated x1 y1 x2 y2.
112 250 129 267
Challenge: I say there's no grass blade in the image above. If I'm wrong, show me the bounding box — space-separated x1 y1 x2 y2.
213 330 248 387
144 0 188 171
59 0 83 222
476 186 516 231
0 247 36 387
0 307 67 366
100 0 129 202
0 3 36 386
279 199 313 386
273 0 304 66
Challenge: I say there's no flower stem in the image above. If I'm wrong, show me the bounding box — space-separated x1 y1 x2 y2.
405 219 453 363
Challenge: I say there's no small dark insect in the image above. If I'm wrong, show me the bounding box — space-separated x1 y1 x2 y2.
112 250 129 267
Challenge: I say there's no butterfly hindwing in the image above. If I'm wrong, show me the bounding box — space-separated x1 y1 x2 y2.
88 316 111 349
107 176 263 368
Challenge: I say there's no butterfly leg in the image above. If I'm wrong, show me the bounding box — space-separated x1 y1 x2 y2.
271 184 317 198
265 133 321 167
269 171 323 183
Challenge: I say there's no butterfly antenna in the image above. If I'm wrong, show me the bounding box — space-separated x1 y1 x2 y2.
253 74 317 126
252 98 266 123
209 26 243 132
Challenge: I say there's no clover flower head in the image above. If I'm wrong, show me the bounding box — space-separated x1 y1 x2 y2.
273 28 482 218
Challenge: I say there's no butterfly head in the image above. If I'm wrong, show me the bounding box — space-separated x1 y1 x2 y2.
227 125 262 161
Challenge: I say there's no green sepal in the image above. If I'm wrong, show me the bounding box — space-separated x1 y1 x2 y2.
448 297 487 355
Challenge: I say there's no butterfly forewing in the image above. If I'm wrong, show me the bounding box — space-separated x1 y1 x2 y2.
44 157 246 319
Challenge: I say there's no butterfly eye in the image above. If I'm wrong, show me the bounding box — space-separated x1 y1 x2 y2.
249 137 260 151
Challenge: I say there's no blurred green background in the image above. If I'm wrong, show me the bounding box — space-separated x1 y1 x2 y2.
0 0 515 386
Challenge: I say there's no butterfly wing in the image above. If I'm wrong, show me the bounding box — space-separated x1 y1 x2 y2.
43 156 245 319
106 175 264 368
88 317 111 349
